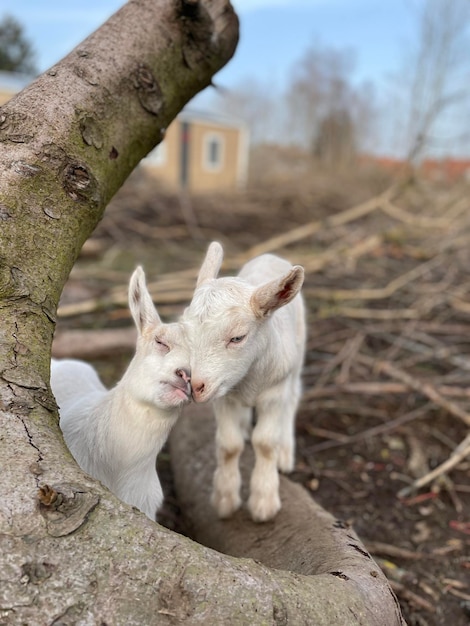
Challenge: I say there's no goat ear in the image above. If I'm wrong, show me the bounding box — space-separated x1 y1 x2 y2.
129 266 161 334
196 241 224 288
250 266 304 318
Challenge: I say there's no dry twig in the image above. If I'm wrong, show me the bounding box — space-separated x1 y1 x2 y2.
242 185 398 257
398 431 470 497
376 360 470 428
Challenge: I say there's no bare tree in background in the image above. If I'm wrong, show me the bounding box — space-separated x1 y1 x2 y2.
284 44 376 167
313 109 356 167
207 42 377 167
401 0 470 161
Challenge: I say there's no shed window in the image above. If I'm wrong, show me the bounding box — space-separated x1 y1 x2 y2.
203 133 224 171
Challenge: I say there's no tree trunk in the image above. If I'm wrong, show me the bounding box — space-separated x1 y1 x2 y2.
0 1 407 623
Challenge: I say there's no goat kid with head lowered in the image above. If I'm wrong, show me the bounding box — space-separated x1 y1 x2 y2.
182 242 306 522
51 267 191 520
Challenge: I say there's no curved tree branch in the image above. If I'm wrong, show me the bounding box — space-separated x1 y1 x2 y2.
170 405 406 626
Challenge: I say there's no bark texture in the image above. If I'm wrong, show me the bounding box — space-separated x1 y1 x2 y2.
171 406 407 626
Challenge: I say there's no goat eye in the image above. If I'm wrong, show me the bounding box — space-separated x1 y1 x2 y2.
155 338 170 351
229 335 246 344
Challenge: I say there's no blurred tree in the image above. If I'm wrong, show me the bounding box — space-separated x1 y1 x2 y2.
207 43 377 161
313 109 356 167
0 14 37 75
284 44 376 167
285 45 350 150
400 0 470 161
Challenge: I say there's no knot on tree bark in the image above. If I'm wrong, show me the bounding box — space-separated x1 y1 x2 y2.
62 162 99 203
178 0 238 71
0 110 33 144
132 64 164 116
38 482 100 537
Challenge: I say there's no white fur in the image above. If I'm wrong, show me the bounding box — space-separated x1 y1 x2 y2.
182 242 306 522
51 267 191 520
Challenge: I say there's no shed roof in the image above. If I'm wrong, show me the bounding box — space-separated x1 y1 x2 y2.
179 107 247 131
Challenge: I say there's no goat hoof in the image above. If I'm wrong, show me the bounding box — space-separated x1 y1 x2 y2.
211 490 241 519
248 493 281 523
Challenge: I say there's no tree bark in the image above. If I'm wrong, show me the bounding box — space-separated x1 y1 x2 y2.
0 1 407 623
170 406 406 626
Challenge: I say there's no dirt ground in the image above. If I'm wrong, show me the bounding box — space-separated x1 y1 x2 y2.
56 168 470 626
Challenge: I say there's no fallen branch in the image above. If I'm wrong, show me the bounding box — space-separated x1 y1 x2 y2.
306 404 432 453
242 185 398 258
300 235 382 273
365 542 427 561
389 581 436 614
380 198 454 230
313 332 365 389
320 306 423 320
376 360 470 427
303 382 470 400
308 254 444 302
398 431 470 497
57 284 193 317
52 328 136 359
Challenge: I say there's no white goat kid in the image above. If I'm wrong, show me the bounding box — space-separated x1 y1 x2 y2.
51 267 191 520
182 242 306 522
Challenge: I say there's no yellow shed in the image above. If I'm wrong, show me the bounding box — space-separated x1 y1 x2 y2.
142 110 249 193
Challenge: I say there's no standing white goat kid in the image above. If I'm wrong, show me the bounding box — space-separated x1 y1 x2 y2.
182 242 306 522
51 267 191 520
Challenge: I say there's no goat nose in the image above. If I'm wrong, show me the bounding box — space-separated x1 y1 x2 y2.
192 381 205 398
176 368 191 383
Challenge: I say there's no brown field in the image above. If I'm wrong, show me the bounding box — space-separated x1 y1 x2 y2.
54 166 470 626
